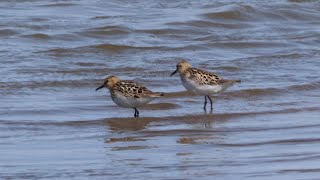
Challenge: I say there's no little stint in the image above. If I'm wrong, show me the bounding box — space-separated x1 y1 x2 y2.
96 76 164 117
170 60 240 110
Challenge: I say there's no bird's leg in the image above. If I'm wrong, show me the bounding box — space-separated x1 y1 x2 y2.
207 96 213 110
134 108 137 117
203 96 207 110
134 108 139 118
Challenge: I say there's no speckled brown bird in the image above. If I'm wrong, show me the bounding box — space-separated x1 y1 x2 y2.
96 76 164 117
170 60 240 110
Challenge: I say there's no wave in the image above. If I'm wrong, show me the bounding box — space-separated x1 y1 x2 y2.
41 43 209 55
80 25 131 37
40 43 167 55
22 33 51 39
91 43 160 52
203 4 256 21
217 137 320 147
188 20 246 28
289 81 320 91
222 80 320 99
202 3 320 23
0 29 18 37
210 41 288 49
226 87 286 99
90 16 112 20
38 3 77 7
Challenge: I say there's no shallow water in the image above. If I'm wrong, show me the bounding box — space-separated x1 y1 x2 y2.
1 0 320 179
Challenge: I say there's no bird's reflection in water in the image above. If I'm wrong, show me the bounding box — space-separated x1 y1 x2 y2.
105 117 160 132
104 112 231 133
104 117 160 152
177 135 223 145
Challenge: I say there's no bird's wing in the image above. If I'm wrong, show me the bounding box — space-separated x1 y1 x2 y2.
114 80 153 98
187 68 222 86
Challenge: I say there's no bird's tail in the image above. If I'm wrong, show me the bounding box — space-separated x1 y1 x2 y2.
148 92 164 98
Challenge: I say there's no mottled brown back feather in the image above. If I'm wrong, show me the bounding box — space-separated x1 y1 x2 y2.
183 68 223 85
112 80 154 98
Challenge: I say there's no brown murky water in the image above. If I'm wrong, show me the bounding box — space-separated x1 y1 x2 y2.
1 0 320 179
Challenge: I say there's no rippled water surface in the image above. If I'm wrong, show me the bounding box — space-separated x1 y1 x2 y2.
1 0 320 179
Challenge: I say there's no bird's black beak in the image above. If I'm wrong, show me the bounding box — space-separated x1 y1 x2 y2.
170 69 177 76
96 84 105 91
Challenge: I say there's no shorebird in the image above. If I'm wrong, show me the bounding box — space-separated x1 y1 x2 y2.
170 60 240 110
96 76 164 117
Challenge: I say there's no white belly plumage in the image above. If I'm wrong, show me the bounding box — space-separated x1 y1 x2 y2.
181 77 233 95
111 92 154 108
